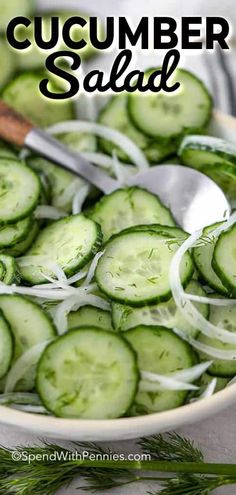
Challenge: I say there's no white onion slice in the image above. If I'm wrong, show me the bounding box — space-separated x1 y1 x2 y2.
54 293 110 334
34 205 67 220
47 121 149 170
140 371 198 391
171 361 213 382
5 340 52 393
55 179 86 209
174 327 236 360
197 378 217 401
227 376 236 387
112 152 125 185
184 293 236 306
169 228 236 344
67 269 88 285
81 152 117 169
12 404 48 414
72 184 91 215
83 252 104 287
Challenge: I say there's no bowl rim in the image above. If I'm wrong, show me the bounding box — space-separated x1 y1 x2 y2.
1 108 236 439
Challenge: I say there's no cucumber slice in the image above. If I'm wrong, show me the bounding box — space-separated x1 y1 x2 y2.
198 302 236 377
14 12 102 71
96 230 193 306
213 224 236 294
68 306 113 331
98 95 177 163
112 280 208 338
0 310 13 379
37 327 139 419
6 220 39 257
0 0 34 31
2 72 75 127
179 135 236 167
199 372 229 392
20 215 102 285
0 38 16 89
128 69 212 139
58 132 97 154
193 223 228 295
0 159 40 224
0 217 32 249
89 187 175 242
112 224 187 241
0 262 5 281
125 325 196 415
98 95 150 161
179 135 236 201
0 255 21 285
0 295 56 391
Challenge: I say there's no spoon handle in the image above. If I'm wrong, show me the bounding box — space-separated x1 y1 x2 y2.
0 100 33 146
0 100 117 194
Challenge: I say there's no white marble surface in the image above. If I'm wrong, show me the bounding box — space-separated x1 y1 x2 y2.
1 1 236 494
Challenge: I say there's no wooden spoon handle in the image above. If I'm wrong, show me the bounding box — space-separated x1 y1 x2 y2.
0 100 34 147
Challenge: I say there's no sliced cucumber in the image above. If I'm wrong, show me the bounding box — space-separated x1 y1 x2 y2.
0 140 17 159
199 372 229 392
0 295 56 391
179 135 236 201
0 38 16 89
112 280 208 338
0 255 21 285
0 159 40 224
179 135 236 167
98 95 150 161
96 230 193 306
6 220 39 257
0 217 32 249
37 327 139 419
125 325 196 415
193 222 228 295
89 187 175 242
0 0 34 31
98 95 177 163
68 306 113 331
128 69 212 139
112 224 187 241
2 72 75 127
58 132 97 154
20 215 102 285
0 262 5 281
213 224 236 294
198 302 236 377
0 310 13 379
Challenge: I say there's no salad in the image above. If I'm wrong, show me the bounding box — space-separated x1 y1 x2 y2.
0 11 236 417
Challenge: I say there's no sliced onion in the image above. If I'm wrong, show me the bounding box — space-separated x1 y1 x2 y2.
54 293 110 334
140 371 198 391
55 179 86 209
72 184 91 215
171 361 213 382
34 205 67 220
174 327 236 360
83 252 104 287
227 376 236 387
67 269 88 285
169 228 236 344
5 340 52 393
11 404 48 414
82 152 116 169
112 152 125 185
191 377 217 403
184 293 236 306
47 121 149 170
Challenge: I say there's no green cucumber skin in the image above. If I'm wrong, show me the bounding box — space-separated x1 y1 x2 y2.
0 217 33 249
0 309 14 379
179 135 236 166
96 231 194 307
36 327 140 419
213 225 236 296
127 69 212 139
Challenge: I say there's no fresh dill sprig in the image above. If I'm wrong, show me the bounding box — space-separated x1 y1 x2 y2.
139 432 204 462
0 433 235 495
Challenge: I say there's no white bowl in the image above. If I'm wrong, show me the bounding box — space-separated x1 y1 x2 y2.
1 109 236 441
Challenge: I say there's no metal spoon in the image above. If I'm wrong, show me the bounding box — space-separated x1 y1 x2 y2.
0 101 230 232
